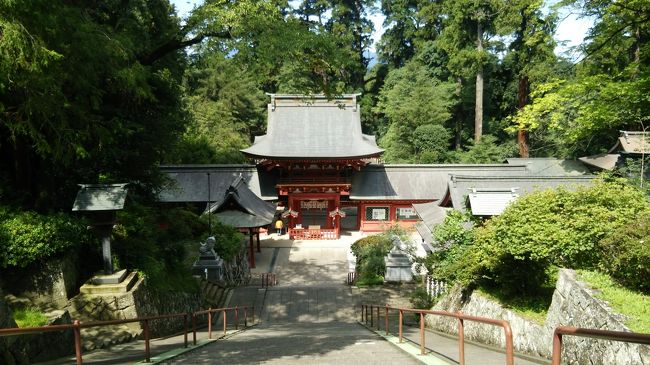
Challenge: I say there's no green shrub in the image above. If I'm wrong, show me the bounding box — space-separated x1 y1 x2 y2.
599 211 650 293
468 179 650 295
0 207 93 268
410 287 434 309
427 210 477 285
351 234 393 283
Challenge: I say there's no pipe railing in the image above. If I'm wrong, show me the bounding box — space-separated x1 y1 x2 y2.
552 326 650 365
360 304 514 365
0 305 254 365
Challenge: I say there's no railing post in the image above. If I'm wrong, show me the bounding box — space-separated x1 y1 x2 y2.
144 319 151 363
420 312 425 355
252 305 255 324
208 308 213 339
235 306 239 330
370 305 374 328
244 307 248 327
552 330 563 365
360 304 364 323
376 306 380 330
457 313 465 365
192 313 197 345
73 320 83 365
504 322 514 365
364 305 368 324
385 305 389 335
398 310 403 343
223 309 227 336
184 313 188 348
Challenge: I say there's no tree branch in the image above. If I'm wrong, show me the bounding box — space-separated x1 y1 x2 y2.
139 30 231 65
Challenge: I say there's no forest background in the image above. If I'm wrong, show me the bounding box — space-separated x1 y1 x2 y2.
0 0 649 288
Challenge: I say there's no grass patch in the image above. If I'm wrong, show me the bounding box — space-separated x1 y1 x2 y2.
577 270 650 333
13 307 48 328
476 287 552 325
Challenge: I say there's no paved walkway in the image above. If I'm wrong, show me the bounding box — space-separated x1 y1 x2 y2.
39 233 548 364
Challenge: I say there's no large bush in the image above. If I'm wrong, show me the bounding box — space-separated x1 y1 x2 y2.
350 235 393 285
0 207 94 268
470 179 650 295
599 211 650 293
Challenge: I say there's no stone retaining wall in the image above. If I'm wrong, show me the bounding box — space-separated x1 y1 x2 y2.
426 269 649 364
70 277 203 338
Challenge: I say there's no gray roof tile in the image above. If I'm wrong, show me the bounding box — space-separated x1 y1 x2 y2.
241 95 383 159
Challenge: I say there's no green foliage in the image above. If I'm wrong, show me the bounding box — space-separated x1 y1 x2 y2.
450 135 517 163
471 179 650 295
427 210 477 285
12 307 48 328
376 60 456 163
112 203 208 291
598 211 650 293
0 207 93 268
410 287 434 309
508 72 650 156
208 221 245 262
351 234 393 283
578 270 650 333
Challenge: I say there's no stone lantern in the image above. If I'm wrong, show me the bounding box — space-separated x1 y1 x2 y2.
72 183 128 281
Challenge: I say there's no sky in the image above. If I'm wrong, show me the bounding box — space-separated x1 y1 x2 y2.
171 0 592 60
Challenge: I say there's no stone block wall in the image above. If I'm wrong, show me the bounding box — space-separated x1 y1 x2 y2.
426 269 649 364
69 277 203 338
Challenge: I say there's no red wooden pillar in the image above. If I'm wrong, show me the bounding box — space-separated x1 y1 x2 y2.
248 228 255 268
256 231 261 253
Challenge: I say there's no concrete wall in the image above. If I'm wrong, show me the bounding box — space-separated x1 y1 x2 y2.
426 269 649 364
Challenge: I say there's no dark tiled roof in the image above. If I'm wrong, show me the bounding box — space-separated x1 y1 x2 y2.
446 175 596 212
578 154 620 171
209 176 276 228
413 202 449 245
506 158 591 175
349 164 529 201
241 94 383 159
72 184 128 211
158 165 277 203
609 131 650 154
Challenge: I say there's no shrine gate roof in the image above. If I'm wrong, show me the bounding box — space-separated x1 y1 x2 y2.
241 94 383 160
208 175 276 228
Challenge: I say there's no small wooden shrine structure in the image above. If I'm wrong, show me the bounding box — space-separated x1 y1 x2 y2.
208 175 276 267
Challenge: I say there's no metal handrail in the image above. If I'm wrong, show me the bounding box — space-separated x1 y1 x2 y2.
360 304 514 365
552 326 650 365
0 305 254 364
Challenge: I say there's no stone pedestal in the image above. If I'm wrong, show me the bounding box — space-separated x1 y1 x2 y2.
384 246 413 283
192 237 224 281
79 270 138 295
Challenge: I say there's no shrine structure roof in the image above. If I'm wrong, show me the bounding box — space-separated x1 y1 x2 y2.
241 94 383 160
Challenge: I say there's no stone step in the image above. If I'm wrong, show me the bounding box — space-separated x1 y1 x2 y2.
80 323 142 351
79 271 139 295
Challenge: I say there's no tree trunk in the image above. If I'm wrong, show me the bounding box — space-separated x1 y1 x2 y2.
474 21 483 143
455 77 463 150
517 75 530 157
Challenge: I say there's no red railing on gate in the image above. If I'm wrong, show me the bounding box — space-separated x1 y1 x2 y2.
0 305 255 364
360 304 514 365
552 326 650 365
